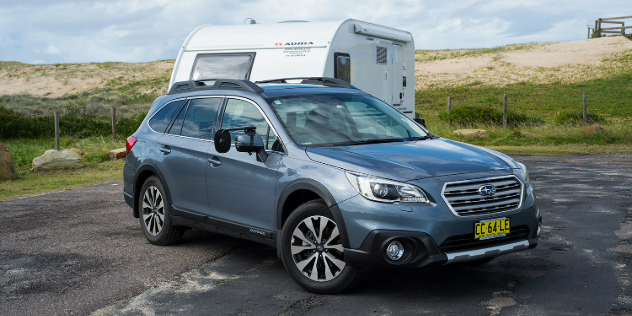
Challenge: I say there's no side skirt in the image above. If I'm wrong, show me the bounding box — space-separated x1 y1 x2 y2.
171 206 276 248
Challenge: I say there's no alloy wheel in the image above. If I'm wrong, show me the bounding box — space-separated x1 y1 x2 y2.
141 186 165 236
290 215 346 282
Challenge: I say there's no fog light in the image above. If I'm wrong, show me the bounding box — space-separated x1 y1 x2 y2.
386 240 404 261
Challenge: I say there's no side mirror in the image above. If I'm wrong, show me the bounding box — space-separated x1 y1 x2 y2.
235 133 268 162
214 129 231 153
414 117 427 128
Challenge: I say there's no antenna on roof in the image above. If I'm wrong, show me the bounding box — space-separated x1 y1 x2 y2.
244 18 256 25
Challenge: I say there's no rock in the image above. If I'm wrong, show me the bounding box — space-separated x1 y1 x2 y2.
68 148 84 156
520 132 543 139
587 124 606 134
107 148 127 160
0 143 18 181
32 149 86 171
453 129 489 138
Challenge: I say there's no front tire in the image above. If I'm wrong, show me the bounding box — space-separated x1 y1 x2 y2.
138 176 184 245
281 200 364 294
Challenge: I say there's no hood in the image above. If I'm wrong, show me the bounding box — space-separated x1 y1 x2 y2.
305 138 519 181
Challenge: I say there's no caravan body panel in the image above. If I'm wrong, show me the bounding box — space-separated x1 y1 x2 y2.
170 19 416 118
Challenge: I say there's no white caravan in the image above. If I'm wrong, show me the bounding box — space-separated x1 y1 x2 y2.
170 19 416 118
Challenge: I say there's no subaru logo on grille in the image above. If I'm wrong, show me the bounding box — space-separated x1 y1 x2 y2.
478 184 496 196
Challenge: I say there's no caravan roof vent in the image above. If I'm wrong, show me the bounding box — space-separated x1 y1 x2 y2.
244 18 256 25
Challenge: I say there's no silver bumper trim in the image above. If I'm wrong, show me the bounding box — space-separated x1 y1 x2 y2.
444 240 529 264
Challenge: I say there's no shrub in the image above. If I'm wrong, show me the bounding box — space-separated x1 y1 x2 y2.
0 106 146 139
116 112 146 137
77 129 93 138
553 111 605 125
438 105 544 126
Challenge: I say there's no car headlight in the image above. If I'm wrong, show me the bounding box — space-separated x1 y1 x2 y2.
345 172 429 203
517 162 530 185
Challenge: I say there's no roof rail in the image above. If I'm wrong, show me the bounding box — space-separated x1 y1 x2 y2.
168 79 264 95
255 77 359 90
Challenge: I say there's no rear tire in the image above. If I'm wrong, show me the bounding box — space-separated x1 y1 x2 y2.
138 176 184 245
281 199 365 294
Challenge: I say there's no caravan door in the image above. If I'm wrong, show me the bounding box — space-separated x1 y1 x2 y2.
391 44 404 109
376 45 391 105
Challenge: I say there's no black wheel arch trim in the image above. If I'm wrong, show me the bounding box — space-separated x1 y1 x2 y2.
276 179 351 248
132 163 172 219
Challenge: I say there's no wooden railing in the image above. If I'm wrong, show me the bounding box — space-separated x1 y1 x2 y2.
593 16 632 38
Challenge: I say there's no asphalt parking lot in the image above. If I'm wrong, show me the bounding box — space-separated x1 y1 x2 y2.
1 154 631 316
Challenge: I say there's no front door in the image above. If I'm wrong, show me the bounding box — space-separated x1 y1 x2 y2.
205 97 282 231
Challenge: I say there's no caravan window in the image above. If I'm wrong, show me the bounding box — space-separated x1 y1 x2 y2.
334 53 351 84
191 53 255 81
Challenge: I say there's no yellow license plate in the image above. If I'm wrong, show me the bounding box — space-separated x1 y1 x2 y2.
475 218 510 240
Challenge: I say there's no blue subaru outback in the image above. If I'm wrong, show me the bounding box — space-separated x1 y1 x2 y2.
123 77 541 293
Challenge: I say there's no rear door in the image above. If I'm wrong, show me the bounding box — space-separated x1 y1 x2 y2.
155 97 224 213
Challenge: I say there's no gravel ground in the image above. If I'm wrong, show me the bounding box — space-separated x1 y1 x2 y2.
1 153 631 315
0 182 241 315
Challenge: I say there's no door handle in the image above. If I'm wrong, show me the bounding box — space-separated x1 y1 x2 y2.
159 145 171 154
207 156 222 167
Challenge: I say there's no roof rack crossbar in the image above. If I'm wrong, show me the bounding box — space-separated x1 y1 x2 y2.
255 77 359 90
168 79 264 95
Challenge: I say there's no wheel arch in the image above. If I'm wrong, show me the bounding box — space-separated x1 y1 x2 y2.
276 179 350 248
133 164 172 219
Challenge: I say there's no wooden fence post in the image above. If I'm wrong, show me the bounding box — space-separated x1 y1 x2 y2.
593 20 599 38
112 107 117 143
583 93 587 124
54 111 60 151
597 18 602 37
448 96 452 114
503 94 508 128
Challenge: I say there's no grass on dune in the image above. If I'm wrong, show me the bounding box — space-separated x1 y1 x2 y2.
415 72 632 120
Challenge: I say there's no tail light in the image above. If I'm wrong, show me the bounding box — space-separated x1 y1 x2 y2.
126 136 138 154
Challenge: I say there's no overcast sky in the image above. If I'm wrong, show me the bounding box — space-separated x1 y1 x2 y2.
0 0 628 64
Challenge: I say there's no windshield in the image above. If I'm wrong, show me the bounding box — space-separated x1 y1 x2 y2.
267 93 427 147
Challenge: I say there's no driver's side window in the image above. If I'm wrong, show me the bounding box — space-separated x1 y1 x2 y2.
221 99 279 151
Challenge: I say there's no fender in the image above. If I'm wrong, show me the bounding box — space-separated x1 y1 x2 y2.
276 179 350 248
132 163 172 219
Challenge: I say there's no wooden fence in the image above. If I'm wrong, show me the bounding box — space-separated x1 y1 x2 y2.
593 16 632 38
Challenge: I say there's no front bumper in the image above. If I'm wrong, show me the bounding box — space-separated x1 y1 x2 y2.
344 229 538 269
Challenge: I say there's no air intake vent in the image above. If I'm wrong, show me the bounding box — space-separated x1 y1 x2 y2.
442 176 523 218
376 46 387 64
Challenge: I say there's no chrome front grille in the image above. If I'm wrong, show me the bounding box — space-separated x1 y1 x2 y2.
442 176 523 218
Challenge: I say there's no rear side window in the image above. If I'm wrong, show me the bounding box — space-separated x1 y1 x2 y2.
167 104 187 135
191 53 255 81
149 100 184 133
181 98 223 140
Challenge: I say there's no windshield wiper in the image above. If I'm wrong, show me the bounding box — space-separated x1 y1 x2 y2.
344 138 407 146
415 133 439 141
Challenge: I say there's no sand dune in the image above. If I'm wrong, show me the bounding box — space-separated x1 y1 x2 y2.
1 36 630 97
415 36 632 89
